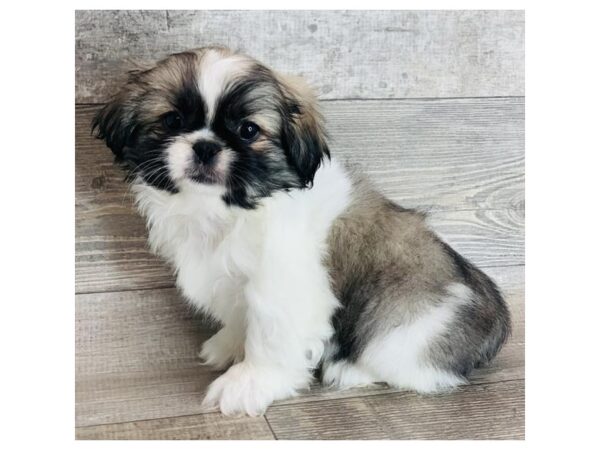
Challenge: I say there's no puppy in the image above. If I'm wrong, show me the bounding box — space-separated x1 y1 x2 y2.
92 47 511 416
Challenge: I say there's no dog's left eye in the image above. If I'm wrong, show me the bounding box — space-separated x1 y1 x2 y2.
162 112 183 131
239 121 260 141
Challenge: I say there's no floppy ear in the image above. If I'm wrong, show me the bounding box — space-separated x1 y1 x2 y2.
277 74 330 187
91 93 140 160
91 67 149 159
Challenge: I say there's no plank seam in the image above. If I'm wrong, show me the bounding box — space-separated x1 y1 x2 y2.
263 415 278 441
75 96 524 107
75 377 525 429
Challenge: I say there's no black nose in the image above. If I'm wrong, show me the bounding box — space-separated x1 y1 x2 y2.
192 141 221 164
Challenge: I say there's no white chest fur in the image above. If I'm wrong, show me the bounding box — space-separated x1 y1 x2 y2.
131 159 353 324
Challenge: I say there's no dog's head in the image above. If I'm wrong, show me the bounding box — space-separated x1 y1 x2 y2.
92 47 329 208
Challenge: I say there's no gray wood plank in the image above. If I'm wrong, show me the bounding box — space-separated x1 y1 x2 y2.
430 208 523 269
76 98 524 293
75 266 523 427
265 379 524 440
76 413 275 440
326 98 524 212
75 10 524 103
75 288 214 427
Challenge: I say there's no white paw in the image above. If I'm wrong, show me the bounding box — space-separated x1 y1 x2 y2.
199 328 244 370
322 360 377 389
201 362 299 416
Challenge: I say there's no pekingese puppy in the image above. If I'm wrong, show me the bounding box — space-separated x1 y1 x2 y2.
92 47 511 416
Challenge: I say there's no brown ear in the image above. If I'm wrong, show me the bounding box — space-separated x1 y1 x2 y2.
277 74 330 187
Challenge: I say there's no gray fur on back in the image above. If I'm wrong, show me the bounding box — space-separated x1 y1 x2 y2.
323 168 511 380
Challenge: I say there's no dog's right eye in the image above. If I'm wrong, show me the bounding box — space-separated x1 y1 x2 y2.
162 112 183 131
239 121 260 141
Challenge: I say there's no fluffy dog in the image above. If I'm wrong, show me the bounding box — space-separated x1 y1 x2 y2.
92 47 511 416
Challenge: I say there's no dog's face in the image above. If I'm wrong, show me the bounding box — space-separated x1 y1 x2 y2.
92 47 329 208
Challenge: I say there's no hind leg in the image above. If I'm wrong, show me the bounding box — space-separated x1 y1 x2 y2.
322 354 464 394
322 359 378 389
356 322 468 394
324 284 473 393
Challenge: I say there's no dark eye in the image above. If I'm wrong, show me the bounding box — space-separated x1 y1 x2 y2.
239 121 260 141
162 111 183 131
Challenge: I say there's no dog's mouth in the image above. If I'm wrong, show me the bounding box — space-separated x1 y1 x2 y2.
164 141 233 189
184 152 231 186
184 163 223 185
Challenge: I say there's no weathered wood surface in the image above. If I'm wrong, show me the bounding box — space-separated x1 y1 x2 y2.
265 379 524 440
327 98 525 211
76 98 524 293
75 10 525 103
77 381 524 440
76 413 275 440
75 265 523 429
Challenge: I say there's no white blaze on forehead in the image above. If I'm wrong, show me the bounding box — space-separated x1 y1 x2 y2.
198 50 252 123
187 128 218 142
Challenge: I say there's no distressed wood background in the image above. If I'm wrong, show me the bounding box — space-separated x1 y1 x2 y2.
76 10 524 102
75 10 525 440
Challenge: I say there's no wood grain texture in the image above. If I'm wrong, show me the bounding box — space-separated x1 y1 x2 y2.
75 10 524 103
430 208 523 269
76 98 524 293
265 379 524 440
76 413 275 440
75 265 523 428
325 98 524 212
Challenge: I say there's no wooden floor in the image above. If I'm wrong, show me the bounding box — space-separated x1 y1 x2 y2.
75 97 524 439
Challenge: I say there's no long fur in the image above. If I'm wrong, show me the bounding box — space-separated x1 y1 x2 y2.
93 47 511 416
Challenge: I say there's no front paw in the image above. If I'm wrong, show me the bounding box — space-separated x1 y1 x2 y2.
201 362 299 416
199 328 244 370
